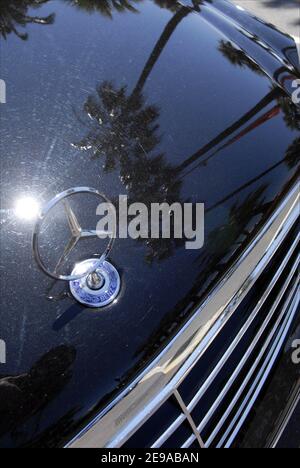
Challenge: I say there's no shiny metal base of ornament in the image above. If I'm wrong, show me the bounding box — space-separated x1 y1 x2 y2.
69 259 121 308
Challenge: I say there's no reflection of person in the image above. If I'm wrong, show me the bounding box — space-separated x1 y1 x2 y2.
0 346 76 437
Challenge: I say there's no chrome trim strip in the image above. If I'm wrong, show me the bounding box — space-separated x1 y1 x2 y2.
67 183 299 448
220 288 300 448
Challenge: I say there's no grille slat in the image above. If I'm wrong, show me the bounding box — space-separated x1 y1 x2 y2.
196 256 299 436
208 274 300 447
219 287 300 448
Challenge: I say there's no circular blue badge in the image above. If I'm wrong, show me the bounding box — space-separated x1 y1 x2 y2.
69 259 121 308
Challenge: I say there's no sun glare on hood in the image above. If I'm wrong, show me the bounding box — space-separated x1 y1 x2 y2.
14 196 40 221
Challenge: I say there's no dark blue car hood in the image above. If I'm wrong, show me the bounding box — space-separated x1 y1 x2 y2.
0 0 299 447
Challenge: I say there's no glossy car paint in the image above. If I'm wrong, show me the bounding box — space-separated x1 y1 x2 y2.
0 0 299 447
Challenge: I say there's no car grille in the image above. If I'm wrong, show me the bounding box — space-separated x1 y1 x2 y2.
123 221 299 448
67 183 299 449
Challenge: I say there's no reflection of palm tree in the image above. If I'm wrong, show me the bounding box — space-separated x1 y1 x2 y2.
73 5 194 261
74 81 184 262
177 39 300 173
0 0 55 40
154 0 179 12
219 40 300 131
277 95 300 131
132 5 190 95
200 187 267 273
71 0 192 162
285 137 300 168
74 3 191 165
65 0 142 19
74 81 160 172
218 40 264 75
193 186 269 301
74 1 192 173
66 0 189 19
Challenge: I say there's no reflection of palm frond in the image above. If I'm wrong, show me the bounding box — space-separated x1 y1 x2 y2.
65 0 142 19
285 137 300 168
218 40 264 75
219 39 300 131
195 185 268 301
191 0 212 12
0 0 55 40
66 0 188 19
277 95 300 131
153 0 179 12
73 81 160 171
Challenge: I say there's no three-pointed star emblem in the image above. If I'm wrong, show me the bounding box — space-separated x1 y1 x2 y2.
54 200 108 275
33 187 115 282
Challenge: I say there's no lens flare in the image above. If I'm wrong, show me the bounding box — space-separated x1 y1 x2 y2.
14 196 40 221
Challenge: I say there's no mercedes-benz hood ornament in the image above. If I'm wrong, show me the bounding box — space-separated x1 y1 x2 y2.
32 187 121 308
